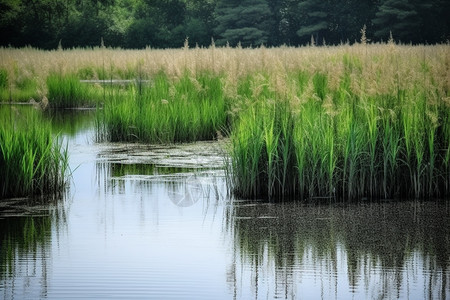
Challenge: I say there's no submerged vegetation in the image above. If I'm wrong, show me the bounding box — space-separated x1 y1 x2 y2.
0 107 69 198
0 42 449 200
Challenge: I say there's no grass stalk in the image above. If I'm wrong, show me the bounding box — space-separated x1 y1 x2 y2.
0 108 69 198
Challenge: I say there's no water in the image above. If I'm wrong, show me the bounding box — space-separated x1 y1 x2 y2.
1 109 449 299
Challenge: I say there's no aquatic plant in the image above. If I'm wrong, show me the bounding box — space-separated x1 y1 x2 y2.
0 108 69 198
226 57 450 200
46 72 100 108
97 71 228 143
1 43 448 200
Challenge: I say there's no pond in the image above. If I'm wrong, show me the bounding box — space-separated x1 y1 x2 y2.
1 109 449 299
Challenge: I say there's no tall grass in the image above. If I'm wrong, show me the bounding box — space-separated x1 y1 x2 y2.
97 71 228 143
1 43 449 200
46 72 102 108
0 107 69 198
227 56 450 200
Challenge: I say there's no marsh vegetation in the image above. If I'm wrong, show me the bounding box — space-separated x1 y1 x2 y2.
0 107 69 199
0 46 449 298
0 42 449 200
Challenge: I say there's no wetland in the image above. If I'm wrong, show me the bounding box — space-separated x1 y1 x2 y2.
1 44 450 299
0 107 449 299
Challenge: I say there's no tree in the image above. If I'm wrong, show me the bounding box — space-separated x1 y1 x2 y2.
0 0 24 46
266 0 284 46
296 0 329 44
126 0 186 48
0 0 448 48
327 0 377 44
7 0 70 48
214 0 274 47
411 0 450 43
372 0 419 42
184 0 216 47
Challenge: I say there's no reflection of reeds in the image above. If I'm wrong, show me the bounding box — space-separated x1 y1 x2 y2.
0 108 69 198
226 201 450 299
0 202 68 295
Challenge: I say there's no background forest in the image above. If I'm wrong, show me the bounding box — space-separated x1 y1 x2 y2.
0 0 449 49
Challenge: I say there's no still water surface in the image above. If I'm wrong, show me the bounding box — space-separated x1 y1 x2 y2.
0 110 449 299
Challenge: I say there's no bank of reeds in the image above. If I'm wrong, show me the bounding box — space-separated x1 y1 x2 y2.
97 71 228 143
46 72 102 108
0 108 69 198
1 43 449 200
227 61 450 200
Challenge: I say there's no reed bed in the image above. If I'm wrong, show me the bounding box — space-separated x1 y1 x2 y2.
46 72 103 108
227 47 450 200
1 43 449 199
96 71 228 143
0 107 69 198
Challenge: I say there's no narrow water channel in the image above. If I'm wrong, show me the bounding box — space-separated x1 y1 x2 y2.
1 109 449 299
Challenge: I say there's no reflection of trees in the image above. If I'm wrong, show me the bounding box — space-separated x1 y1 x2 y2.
45 109 96 137
0 197 67 298
0 217 51 297
226 201 450 299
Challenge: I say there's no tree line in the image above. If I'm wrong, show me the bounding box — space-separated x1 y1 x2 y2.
1 0 448 49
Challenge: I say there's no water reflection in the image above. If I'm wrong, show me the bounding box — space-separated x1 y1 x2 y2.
227 201 450 299
96 161 227 208
45 109 96 137
0 216 52 299
1 106 449 299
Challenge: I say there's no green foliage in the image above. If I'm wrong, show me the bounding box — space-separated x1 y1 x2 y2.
372 0 419 41
214 0 274 47
226 71 450 200
0 71 39 102
0 0 449 47
0 69 8 89
77 67 96 80
296 0 328 43
0 107 69 198
97 71 229 143
46 73 100 108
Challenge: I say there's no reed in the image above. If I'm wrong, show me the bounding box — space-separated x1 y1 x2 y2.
0 107 69 198
97 71 228 143
1 43 448 200
0 68 8 101
0 70 39 102
46 72 101 108
226 58 450 200
0 68 7 89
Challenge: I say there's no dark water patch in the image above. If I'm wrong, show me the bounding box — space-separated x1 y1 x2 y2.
226 200 450 299
44 108 96 136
